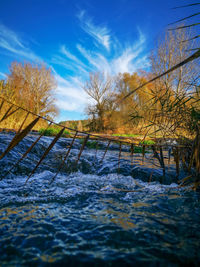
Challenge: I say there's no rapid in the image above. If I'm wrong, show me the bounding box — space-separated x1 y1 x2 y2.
0 133 199 266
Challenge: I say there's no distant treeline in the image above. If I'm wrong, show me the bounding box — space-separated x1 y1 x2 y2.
59 120 89 132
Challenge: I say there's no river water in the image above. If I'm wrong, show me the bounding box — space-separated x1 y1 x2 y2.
0 133 199 266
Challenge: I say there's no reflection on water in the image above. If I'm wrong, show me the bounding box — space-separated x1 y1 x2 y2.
0 134 200 265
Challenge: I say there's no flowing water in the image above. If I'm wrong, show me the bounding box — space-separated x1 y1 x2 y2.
0 133 199 266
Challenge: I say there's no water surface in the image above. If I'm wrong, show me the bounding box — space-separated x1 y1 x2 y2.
0 134 199 266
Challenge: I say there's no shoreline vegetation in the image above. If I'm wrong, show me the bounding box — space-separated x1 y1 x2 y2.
0 124 186 148
0 126 156 144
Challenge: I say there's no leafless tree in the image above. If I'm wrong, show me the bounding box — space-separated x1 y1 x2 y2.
84 72 114 131
7 62 58 119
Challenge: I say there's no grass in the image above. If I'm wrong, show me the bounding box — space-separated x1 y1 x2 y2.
79 138 153 153
38 127 70 137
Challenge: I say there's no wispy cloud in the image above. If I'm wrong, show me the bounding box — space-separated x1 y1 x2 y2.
75 30 148 75
60 45 87 69
77 10 111 50
76 44 104 71
111 31 147 73
0 24 42 62
52 45 90 75
0 72 6 78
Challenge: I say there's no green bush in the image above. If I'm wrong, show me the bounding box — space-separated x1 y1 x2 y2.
132 146 144 153
140 140 155 145
38 127 70 137
79 139 98 149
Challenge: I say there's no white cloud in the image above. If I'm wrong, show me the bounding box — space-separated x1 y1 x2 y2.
52 45 92 75
76 44 102 70
77 10 111 50
75 30 148 75
111 31 147 73
0 72 6 78
0 24 24 48
55 98 81 112
53 71 89 113
57 85 85 102
60 45 87 69
0 24 42 62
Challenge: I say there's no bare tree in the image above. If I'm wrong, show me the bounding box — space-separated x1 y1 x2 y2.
151 26 199 95
84 72 114 131
7 62 58 119
146 26 200 137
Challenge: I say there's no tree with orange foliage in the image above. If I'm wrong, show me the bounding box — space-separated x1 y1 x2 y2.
7 62 58 119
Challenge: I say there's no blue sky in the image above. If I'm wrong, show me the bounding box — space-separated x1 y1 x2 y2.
0 0 198 122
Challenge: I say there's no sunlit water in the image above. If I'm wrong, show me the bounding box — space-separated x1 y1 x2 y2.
0 133 199 266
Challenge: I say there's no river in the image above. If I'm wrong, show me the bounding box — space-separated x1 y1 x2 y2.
0 133 199 266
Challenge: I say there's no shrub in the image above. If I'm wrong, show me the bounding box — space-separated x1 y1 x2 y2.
38 127 70 137
140 140 155 145
79 139 98 149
